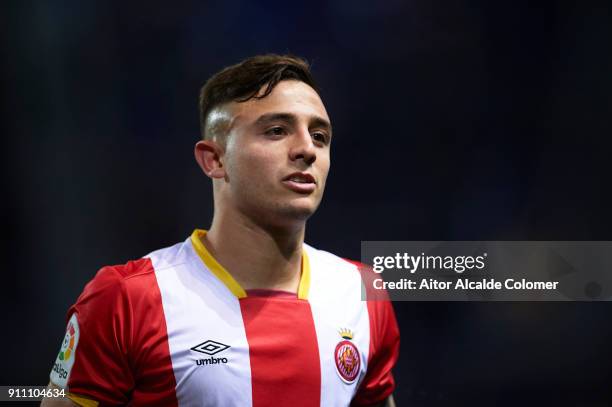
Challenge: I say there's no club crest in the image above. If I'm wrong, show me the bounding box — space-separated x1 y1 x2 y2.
334 328 360 383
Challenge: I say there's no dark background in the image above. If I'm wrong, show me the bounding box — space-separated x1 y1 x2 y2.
2 1 612 406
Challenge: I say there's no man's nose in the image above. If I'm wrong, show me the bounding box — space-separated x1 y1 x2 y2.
289 128 317 165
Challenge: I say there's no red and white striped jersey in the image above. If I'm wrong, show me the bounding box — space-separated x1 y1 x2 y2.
49 229 399 407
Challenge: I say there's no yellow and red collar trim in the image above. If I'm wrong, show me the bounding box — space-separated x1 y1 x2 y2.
190 229 311 300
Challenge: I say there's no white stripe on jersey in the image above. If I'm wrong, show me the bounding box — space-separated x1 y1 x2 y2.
148 240 253 407
305 244 371 406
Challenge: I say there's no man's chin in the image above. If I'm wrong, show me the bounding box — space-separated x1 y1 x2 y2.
246 206 314 232
238 195 322 229
270 199 320 224
277 203 317 222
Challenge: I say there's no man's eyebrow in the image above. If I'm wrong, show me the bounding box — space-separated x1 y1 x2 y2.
253 112 333 135
310 116 333 136
253 112 297 127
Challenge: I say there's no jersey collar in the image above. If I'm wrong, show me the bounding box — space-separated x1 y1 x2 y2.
190 229 311 300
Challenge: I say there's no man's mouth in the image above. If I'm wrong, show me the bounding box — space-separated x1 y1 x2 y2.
282 172 316 193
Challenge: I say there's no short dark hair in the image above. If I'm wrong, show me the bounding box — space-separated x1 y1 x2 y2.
198 54 319 140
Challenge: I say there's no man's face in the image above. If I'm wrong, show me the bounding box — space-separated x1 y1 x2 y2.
218 80 331 226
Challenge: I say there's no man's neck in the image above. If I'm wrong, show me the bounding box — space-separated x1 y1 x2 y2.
202 210 306 293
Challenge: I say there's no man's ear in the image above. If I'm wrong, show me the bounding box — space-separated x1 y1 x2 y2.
194 139 226 179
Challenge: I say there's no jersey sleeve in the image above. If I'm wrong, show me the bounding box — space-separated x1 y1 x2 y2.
49 265 135 406
350 261 401 406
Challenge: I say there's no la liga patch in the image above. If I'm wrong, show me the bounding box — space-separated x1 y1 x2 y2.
50 313 80 388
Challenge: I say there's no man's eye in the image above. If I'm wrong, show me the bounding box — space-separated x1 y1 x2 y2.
312 132 328 144
266 126 285 136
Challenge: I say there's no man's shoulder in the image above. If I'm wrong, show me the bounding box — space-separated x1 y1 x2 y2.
78 239 190 302
304 243 388 302
304 243 370 274
305 243 359 271
303 244 369 296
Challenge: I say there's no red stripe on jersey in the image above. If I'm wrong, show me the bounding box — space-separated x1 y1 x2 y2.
66 258 178 406
126 259 179 406
351 300 399 406
240 295 321 407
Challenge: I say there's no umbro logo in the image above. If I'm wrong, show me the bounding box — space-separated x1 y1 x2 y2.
191 340 230 366
191 340 230 355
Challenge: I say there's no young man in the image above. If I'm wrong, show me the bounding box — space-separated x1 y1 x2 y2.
43 55 399 407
